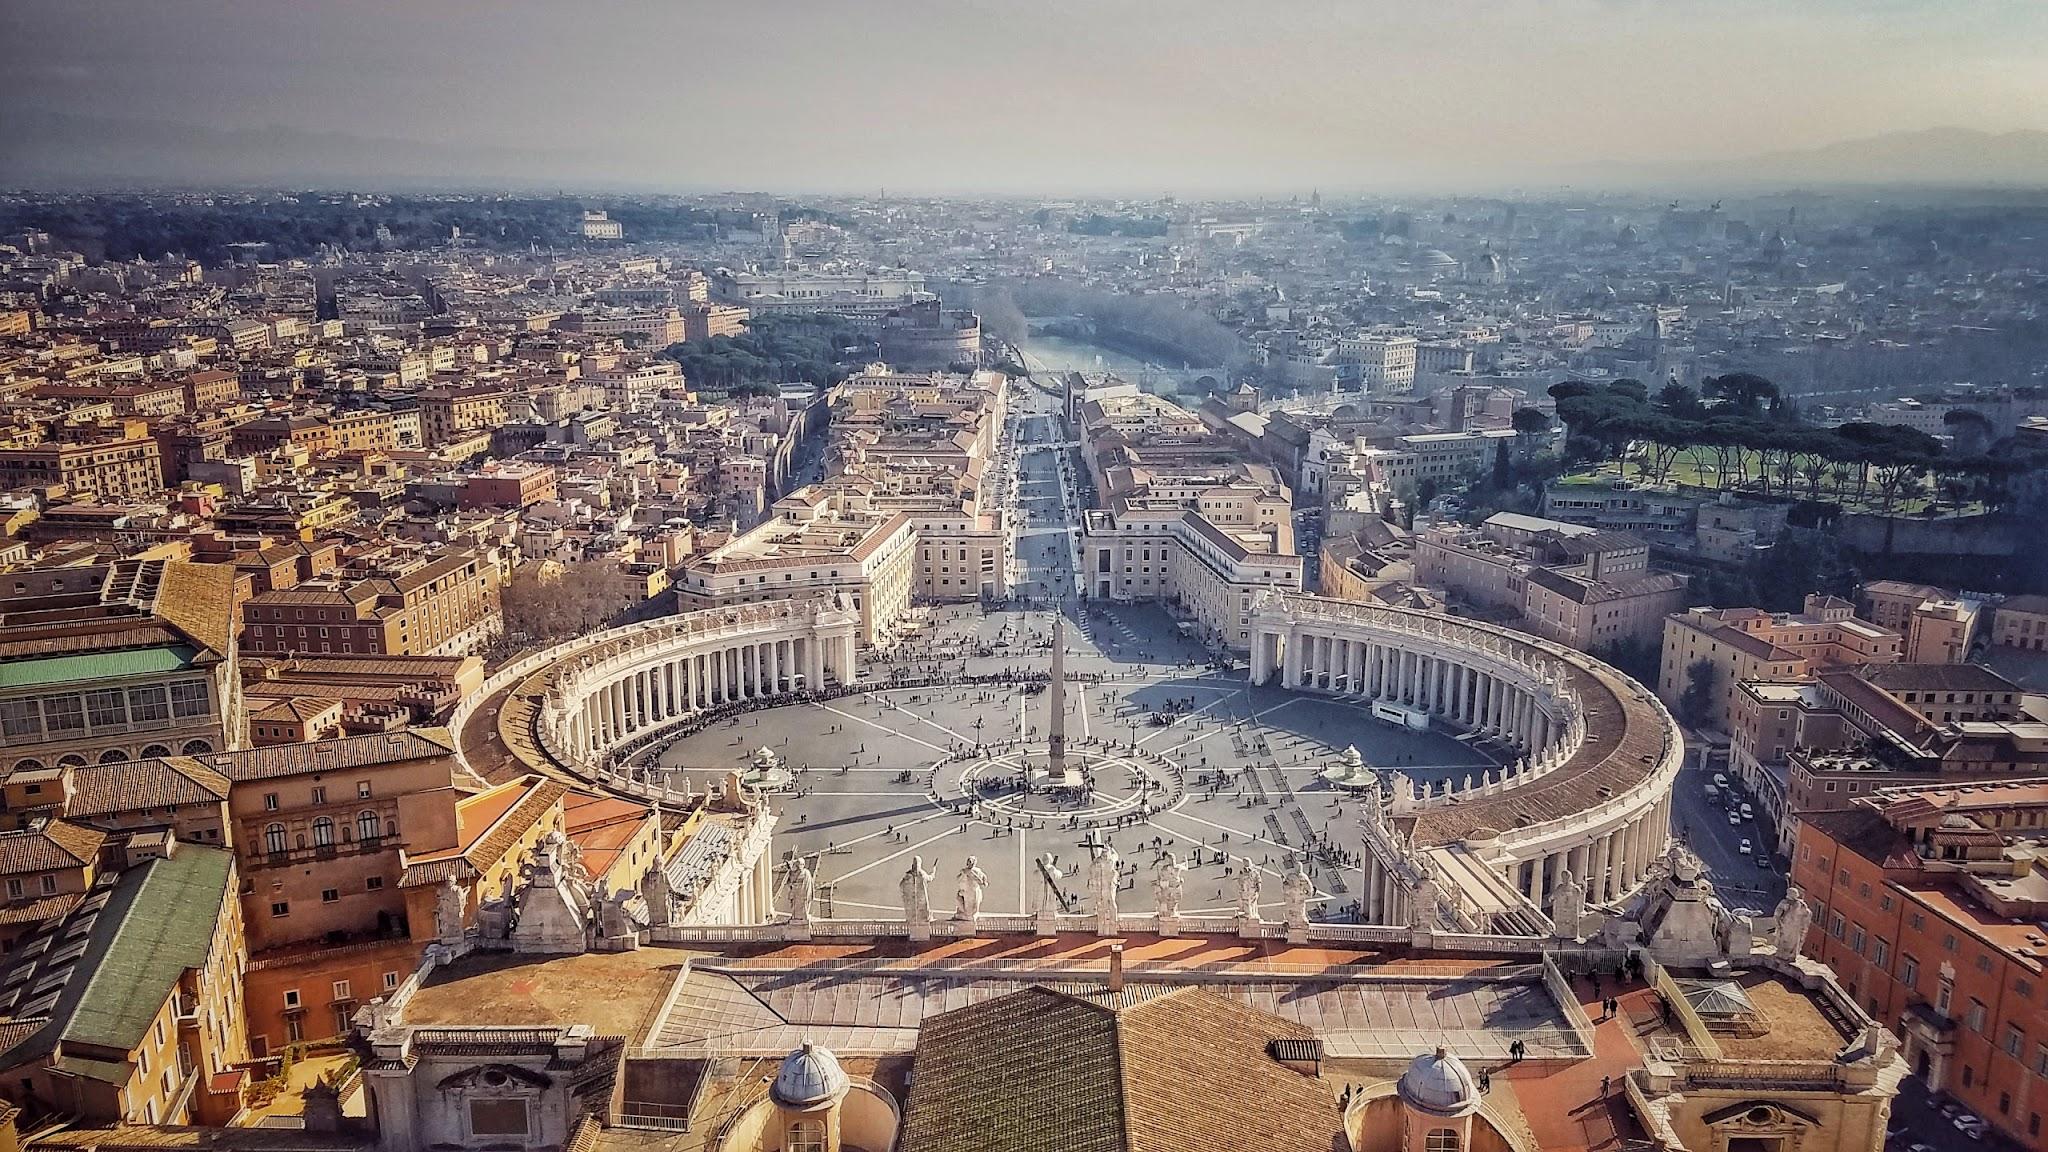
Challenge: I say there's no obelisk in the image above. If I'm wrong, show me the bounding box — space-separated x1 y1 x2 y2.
1047 613 1067 769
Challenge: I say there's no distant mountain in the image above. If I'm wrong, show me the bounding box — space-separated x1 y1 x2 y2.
1721 127 2048 188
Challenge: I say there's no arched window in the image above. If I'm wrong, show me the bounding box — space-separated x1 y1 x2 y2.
1426 1130 1461 1152
181 739 214 755
139 744 172 759
787 1120 826 1152
98 748 129 764
265 824 287 854
56 754 88 768
11 758 44 774
358 811 381 843
312 817 335 847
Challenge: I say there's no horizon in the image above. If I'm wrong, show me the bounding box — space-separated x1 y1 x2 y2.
5 0 2048 194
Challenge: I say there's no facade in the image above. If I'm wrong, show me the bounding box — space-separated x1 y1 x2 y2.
876 300 981 370
1084 506 1303 650
0 838 247 1126
1659 598 1903 733
0 559 242 774
0 432 164 501
1797 782 2048 1151
1993 595 2048 653
239 550 501 658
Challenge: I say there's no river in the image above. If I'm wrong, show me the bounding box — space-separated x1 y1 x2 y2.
1013 330 1180 380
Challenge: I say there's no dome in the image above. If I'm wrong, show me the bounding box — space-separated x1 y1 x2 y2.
1415 248 1459 267
771 1041 848 1108
1397 1047 1480 1117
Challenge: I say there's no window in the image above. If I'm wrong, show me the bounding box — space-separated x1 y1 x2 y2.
332 980 351 1000
43 696 84 732
4 878 18 899
469 1099 529 1137
271 901 290 917
383 971 400 991
264 824 286 854
1910 911 1926 931
0 700 40 738
366 876 384 891
787 1120 827 1152
1978 954 1995 974
84 689 126 728
40 874 56 895
168 682 210 719
263 792 280 811
310 786 326 805
1874 939 1890 966
357 780 372 799
321 888 339 903
1425 1131 1461 1152
2006 1025 2025 1058
312 817 334 847
1901 956 1920 988
1968 1000 1987 1032
283 989 301 1009
128 686 169 723
357 810 381 842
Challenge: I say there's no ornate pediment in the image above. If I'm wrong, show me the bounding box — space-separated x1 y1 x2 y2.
436 1063 555 1093
1701 1100 1821 1130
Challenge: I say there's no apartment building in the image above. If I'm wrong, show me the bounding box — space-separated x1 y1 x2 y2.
1355 430 1516 499
1796 781 2048 1151
1335 334 1418 394
418 386 510 447
1659 596 1904 732
238 549 501 658
0 431 164 501
1415 514 1685 655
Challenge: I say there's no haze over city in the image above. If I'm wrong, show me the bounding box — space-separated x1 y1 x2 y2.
7 0 2048 192
4 5 2048 1152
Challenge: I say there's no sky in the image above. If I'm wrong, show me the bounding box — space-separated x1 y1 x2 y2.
4 0 2047 193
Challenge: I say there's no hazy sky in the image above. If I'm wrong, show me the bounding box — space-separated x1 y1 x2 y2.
5 0 2047 192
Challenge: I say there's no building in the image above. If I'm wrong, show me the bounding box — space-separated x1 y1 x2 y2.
1797 780 2048 1150
0 837 248 1126
0 433 164 502
1659 597 1904 733
877 300 981 370
239 550 501 658
1992 595 2048 653
674 490 919 646
682 301 750 342
579 210 622 240
1859 581 1981 664
1336 334 1419 394
0 559 242 774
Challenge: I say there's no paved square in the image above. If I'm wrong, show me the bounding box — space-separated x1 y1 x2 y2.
656 602 1497 923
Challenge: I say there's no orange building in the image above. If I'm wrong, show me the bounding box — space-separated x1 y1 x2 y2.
1797 781 2048 1148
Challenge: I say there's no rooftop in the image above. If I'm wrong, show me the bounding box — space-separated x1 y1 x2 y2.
403 947 685 1041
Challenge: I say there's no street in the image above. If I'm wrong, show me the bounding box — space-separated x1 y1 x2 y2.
1670 750 1787 917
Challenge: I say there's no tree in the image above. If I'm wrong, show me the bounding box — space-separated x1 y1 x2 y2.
1491 439 1512 489
1510 407 1551 460
1655 382 1704 419
499 561 644 646
1677 659 1719 730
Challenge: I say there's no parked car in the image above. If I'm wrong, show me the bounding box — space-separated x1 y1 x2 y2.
1712 772 1729 788
1728 811 1741 825
1739 839 1752 855
1741 803 1754 820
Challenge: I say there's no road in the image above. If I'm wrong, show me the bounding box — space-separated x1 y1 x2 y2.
1002 363 1081 605
1670 751 1787 916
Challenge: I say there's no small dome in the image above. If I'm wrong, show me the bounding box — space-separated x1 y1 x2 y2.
771 1042 848 1108
1398 1047 1480 1117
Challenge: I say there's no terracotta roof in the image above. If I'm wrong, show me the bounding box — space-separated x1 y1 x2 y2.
195 728 456 783
0 820 106 874
898 985 1335 1152
400 775 566 888
62 758 231 816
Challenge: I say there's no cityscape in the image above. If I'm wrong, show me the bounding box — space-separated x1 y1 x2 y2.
3 4 2048 1152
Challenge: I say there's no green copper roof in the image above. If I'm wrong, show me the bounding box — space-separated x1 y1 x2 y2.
0 645 197 690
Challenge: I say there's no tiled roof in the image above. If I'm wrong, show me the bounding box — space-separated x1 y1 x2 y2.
1861 663 2018 695
63 758 231 816
0 820 107 874
195 728 456 782
898 985 1334 1152
400 775 565 888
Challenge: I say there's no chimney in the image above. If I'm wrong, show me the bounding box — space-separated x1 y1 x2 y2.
1108 944 1124 993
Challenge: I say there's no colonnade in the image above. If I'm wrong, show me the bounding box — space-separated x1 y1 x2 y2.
565 632 848 758
1512 792 1674 912
1258 623 1564 760
1248 593 1683 926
